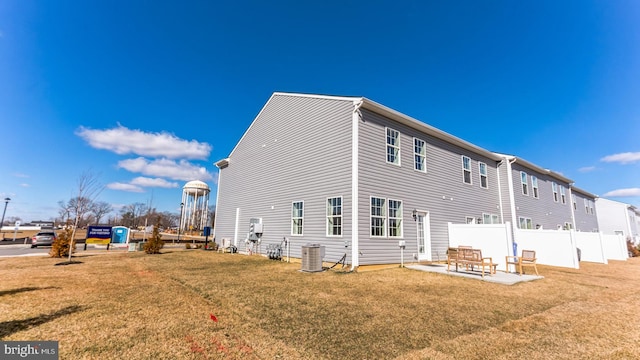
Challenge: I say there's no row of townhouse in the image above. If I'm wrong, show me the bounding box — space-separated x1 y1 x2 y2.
213 92 632 269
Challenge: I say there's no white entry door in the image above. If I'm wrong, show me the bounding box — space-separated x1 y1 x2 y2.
416 212 432 261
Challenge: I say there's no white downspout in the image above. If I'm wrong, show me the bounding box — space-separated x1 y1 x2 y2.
496 160 505 223
351 99 363 271
568 186 577 230
506 157 519 255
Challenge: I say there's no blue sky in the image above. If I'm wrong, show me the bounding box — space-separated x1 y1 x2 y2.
1 1 639 222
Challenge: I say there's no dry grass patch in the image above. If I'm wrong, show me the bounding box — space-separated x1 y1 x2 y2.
1 251 639 359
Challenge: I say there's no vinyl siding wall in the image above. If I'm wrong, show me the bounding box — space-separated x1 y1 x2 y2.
571 191 599 232
214 95 354 263
510 163 573 230
357 109 502 264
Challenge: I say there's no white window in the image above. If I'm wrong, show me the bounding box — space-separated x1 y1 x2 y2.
465 217 476 224
572 194 577 210
589 200 594 214
479 162 488 188
388 199 403 237
520 171 528 196
519 217 533 229
531 176 539 198
413 138 426 172
370 197 386 237
584 198 589 213
560 186 566 204
327 197 342 236
462 156 472 184
483 213 500 224
386 128 400 165
291 201 304 235
564 222 573 230
552 182 559 202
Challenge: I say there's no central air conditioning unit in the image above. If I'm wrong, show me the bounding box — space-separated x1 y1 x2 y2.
301 244 324 272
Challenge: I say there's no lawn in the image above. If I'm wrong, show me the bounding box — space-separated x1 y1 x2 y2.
1 249 639 359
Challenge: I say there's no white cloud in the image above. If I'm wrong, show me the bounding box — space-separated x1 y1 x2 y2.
19 183 30 188
600 152 640 164
602 188 640 197
76 124 211 160
130 177 179 188
13 173 29 178
117 157 214 182
578 166 596 173
107 182 145 193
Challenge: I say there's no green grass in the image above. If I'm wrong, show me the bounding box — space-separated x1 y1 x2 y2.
1 250 639 359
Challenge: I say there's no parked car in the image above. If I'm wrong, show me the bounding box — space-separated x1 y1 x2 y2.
31 231 57 248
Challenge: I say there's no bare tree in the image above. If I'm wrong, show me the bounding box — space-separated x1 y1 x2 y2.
58 200 72 224
66 171 103 262
91 201 113 224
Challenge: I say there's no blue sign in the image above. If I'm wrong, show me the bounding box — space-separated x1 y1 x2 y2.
86 226 112 244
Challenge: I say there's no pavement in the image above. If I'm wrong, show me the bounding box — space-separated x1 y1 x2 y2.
406 263 543 285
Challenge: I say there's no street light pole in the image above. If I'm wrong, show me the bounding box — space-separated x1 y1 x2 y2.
177 202 184 243
1 197 10 231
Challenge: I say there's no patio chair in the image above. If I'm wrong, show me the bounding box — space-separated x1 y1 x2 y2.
506 249 538 276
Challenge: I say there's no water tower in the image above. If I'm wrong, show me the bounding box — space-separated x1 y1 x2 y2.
180 180 211 234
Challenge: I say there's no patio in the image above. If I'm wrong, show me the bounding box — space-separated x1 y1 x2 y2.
406 263 543 285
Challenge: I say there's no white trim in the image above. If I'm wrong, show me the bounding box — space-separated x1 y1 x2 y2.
552 182 559 202
326 196 343 237
560 186 567 204
352 100 361 269
520 171 529 196
385 127 401 166
478 162 488 189
413 137 427 173
388 199 403 238
370 196 386 238
462 155 472 185
212 168 222 237
291 201 304 236
233 207 240 246
568 188 577 230
531 175 539 199
416 211 431 261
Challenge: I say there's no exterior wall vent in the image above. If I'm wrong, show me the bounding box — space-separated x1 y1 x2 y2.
301 244 324 272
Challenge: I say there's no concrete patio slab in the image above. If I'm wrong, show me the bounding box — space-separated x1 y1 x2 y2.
406 263 543 285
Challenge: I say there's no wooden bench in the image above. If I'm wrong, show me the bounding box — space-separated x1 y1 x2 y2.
447 246 496 278
505 249 538 275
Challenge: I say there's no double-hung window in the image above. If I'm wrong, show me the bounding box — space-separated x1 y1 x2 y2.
370 197 403 238
370 197 386 237
552 182 559 202
462 156 472 184
388 200 403 237
519 217 533 229
572 194 577 210
414 138 426 172
584 199 589 213
521 171 528 195
531 176 539 198
560 186 567 204
589 200 594 214
326 197 342 236
292 201 304 235
479 162 488 188
483 213 500 224
386 128 400 165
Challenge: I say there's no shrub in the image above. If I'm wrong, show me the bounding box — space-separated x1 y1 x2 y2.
627 238 640 257
143 222 164 254
50 226 75 258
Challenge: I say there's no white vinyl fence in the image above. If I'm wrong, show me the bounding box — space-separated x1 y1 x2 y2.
448 222 629 271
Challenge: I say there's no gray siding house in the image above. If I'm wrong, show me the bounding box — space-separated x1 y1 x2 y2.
214 93 505 268
496 155 575 231
570 186 599 232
